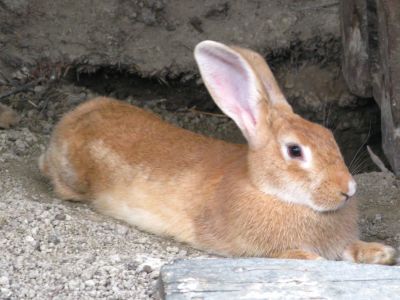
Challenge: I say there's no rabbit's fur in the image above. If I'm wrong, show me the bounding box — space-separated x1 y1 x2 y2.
40 41 396 264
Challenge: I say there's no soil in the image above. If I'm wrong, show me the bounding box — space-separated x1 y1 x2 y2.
0 82 399 299
0 0 340 77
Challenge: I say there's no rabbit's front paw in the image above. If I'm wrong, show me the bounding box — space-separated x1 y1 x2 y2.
343 240 397 265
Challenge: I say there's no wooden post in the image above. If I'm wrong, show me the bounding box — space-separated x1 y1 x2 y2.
373 0 400 174
340 0 372 97
340 0 400 175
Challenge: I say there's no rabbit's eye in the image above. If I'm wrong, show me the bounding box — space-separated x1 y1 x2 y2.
287 144 303 159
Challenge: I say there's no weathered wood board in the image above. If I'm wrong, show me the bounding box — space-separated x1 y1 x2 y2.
159 258 400 299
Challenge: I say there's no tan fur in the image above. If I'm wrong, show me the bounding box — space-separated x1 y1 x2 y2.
39 41 396 264
278 249 324 260
343 241 397 265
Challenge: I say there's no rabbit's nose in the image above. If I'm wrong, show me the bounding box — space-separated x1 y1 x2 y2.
347 179 357 197
340 179 356 201
336 170 356 196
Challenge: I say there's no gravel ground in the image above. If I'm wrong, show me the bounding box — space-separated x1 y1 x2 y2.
0 155 209 299
0 84 399 299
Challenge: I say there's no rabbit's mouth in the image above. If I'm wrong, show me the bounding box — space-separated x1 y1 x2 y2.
310 178 357 212
309 193 354 212
258 181 353 212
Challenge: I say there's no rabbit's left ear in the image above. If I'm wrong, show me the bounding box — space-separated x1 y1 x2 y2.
195 41 271 148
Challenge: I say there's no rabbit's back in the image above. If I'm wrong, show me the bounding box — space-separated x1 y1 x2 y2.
40 97 244 241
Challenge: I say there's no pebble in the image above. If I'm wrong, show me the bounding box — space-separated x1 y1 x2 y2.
116 224 129 235
149 271 159 279
54 213 66 221
166 246 179 253
110 254 121 263
138 264 153 274
85 279 96 287
34 85 45 93
25 235 35 243
48 234 60 245
0 276 9 285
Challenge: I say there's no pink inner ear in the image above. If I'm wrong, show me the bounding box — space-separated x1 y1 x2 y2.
208 59 257 127
195 43 262 142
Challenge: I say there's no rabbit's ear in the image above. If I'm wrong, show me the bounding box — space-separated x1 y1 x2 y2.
195 41 269 147
231 46 292 110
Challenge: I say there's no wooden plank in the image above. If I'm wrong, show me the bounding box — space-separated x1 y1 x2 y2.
340 0 372 97
159 258 400 300
372 0 400 175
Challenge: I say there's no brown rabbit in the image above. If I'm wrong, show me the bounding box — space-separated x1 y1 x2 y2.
39 41 396 264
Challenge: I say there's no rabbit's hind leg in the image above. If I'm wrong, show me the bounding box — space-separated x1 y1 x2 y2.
38 151 85 202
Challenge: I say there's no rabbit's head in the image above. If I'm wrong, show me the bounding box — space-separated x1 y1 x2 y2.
195 41 356 212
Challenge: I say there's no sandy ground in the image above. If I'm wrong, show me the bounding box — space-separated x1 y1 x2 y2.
0 85 399 299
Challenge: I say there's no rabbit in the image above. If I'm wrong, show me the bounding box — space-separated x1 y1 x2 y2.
39 40 396 265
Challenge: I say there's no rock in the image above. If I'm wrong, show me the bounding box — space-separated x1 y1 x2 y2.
54 213 66 221
48 234 60 245
0 104 19 129
25 235 35 243
375 214 383 222
137 264 153 274
0 276 9 285
34 85 45 93
116 224 129 235
85 279 96 287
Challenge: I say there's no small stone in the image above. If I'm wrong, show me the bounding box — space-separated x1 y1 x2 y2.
177 249 188 257
0 276 9 285
126 262 137 271
68 279 80 289
34 85 45 93
110 254 121 263
374 214 382 222
141 8 156 25
166 246 179 254
0 104 19 129
54 213 66 221
25 235 35 243
116 225 128 235
34 241 42 251
149 271 159 279
85 279 96 287
48 234 60 245
137 264 153 273
15 140 26 152
0 288 11 298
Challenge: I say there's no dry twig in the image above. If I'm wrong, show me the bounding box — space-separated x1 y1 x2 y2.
0 77 44 101
367 146 389 173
